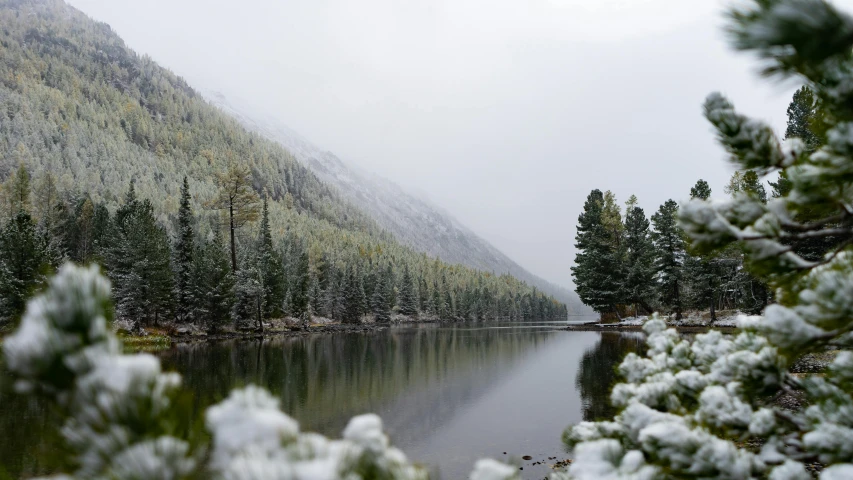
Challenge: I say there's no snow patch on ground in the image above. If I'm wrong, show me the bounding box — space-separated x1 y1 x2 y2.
600 311 749 328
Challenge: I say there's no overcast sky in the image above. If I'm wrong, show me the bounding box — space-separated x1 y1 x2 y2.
67 0 848 289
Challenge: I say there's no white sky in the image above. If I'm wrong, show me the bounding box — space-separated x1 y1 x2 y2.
67 0 853 289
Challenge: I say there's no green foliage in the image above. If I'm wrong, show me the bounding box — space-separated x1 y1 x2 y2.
651 200 685 319
571 189 625 315
398 266 418 316
174 176 194 323
192 231 234 332
622 205 655 315
689 179 711 201
372 267 392 323
0 210 52 322
106 183 174 327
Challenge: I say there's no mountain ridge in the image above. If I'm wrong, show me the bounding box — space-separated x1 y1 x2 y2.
205 91 588 313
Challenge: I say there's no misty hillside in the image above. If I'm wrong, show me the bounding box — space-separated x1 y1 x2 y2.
0 0 570 324
207 92 587 312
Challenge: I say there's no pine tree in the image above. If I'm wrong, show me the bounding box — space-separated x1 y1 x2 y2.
193 232 234 333
431 280 442 317
174 176 194 323
651 199 685 320
571 189 625 317
385 264 397 313
689 179 711 201
371 268 391 323
107 184 174 328
0 210 50 322
341 267 362 324
724 170 767 203
622 203 655 316
290 248 310 318
356 269 368 316
7 164 31 216
785 85 823 151
398 265 418 316
233 264 264 331
209 162 260 272
684 179 726 322
257 196 284 318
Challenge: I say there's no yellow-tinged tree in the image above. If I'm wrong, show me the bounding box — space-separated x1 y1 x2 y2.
209 161 261 272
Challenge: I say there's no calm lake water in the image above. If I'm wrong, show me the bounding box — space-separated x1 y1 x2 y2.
0 322 645 479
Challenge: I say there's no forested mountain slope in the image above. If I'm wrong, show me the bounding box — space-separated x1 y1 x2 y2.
207 92 587 313
0 0 566 326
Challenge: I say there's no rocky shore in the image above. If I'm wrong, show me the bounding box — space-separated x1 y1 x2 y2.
117 313 445 348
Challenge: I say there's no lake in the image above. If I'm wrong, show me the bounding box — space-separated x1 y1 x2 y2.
0 322 645 479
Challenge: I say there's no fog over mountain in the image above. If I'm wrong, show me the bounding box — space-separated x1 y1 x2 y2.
207 91 587 311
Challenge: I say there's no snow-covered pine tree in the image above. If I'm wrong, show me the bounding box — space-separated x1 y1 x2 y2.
683 179 723 321
342 267 361 324
372 267 392 323
357 269 369 318
193 231 234 333
174 176 194 324
561 1 853 477
258 195 284 319
398 265 418 316
650 199 685 320
233 264 263 331
0 210 50 322
572 189 625 318
108 183 174 328
290 248 310 318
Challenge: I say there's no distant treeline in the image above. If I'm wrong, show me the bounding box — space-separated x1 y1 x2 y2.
0 168 566 330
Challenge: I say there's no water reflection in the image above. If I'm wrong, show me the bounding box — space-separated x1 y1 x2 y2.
576 332 646 421
0 324 646 479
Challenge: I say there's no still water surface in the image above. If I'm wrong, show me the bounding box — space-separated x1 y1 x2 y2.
0 322 644 479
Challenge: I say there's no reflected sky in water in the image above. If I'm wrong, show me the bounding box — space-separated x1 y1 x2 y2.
0 322 643 479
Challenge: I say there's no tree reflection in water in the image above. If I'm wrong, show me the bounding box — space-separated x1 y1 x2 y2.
576 332 646 421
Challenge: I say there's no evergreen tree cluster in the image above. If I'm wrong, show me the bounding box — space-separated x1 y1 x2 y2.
0 171 566 328
572 182 770 321
572 84 834 322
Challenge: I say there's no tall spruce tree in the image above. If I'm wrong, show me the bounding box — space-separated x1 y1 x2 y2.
0 210 50 322
193 232 234 333
651 199 685 320
108 183 174 328
398 265 418 316
684 180 722 321
571 189 625 317
174 176 194 323
290 248 310 318
622 203 656 316
233 263 264 331
257 196 284 318
341 267 362 324
371 267 391 323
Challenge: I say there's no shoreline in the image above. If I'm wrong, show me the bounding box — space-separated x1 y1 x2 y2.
118 317 450 349
564 323 740 333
